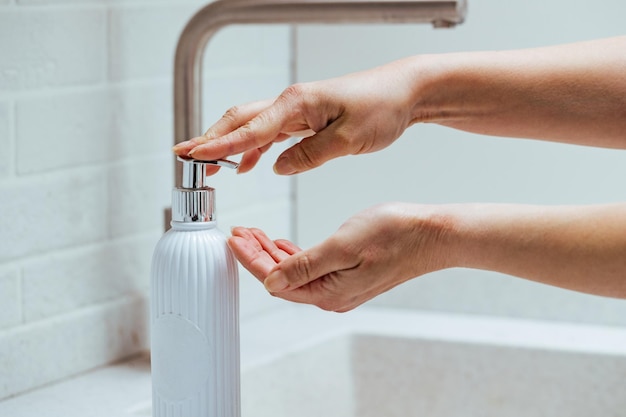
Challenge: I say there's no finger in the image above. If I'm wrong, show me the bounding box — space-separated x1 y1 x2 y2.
188 94 306 161
263 238 356 292
205 165 220 176
237 142 272 174
204 99 275 140
172 99 273 157
274 239 302 255
273 124 351 175
248 228 292 263
285 129 316 138
227 235 276 282
265 273 346 311
172 136 205 156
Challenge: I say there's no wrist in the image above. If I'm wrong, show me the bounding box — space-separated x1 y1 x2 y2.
402 53 461 125
403 51 503 127
398 203 465 275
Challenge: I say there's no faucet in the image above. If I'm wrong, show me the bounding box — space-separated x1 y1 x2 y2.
168 0 467 228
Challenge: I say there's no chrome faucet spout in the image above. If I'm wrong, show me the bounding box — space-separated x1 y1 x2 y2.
173 0 467 187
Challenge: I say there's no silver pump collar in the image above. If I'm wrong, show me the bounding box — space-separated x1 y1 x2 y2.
171 156 239 223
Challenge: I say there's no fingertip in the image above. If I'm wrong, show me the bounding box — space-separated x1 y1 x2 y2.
274 239 302 255
229 226 244 235
172 141 195 156
273 156 297 175
205 165 220 176
238 149 262 174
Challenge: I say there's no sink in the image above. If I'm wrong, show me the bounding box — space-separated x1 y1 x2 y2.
3 307 626 417
243 332 626 417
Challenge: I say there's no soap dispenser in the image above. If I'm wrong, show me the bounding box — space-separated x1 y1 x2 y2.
150 156 240 417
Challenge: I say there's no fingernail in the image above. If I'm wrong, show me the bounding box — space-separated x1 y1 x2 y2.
264 270 289 292
273 156 296 175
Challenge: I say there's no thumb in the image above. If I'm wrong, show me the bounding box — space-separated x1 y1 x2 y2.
263 238 351 292
273 125 351 175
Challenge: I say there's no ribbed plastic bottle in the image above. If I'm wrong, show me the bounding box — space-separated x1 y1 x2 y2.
150 156 240 417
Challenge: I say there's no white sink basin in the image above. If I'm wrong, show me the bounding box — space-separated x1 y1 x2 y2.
2 307 626 416
243 332 626 416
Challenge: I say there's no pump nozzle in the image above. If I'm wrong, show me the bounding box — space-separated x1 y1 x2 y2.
172 156 238 223
177 156 239 189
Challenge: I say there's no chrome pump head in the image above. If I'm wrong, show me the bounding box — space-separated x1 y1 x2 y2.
171 156 239 223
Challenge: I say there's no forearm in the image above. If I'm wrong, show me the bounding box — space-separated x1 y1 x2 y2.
437 203 626 298
410 36 626 148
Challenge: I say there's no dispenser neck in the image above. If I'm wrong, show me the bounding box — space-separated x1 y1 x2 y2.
171 187 215 223
171 156 238 223
170 220 217 231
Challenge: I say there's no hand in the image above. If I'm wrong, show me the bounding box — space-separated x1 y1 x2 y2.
228 203 450 312
173 58 422 175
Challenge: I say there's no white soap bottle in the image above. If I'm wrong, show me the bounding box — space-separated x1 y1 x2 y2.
150 156 240 417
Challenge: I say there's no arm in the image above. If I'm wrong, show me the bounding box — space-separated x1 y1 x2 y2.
229 202 626 312
415 36 626 148
174 36 626 173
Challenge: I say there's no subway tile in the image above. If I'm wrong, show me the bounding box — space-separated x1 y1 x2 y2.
107 155 172 238
0 8 106 91
203 25 291 74
0 295 147 400
0 268 21 329
0 101 11 178
17 81 177 175
22 234 158 322
16 88 110 174
109 81 173 160
108 4 200 81
0 169 107 262
109 4 290 82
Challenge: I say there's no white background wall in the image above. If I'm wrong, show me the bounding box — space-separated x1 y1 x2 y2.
296 0 626 325
0 0 291 400
1 0 624 404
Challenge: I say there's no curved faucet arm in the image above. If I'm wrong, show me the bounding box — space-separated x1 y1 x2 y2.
173 0 467 185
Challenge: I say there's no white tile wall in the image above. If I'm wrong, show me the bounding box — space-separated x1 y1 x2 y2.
106 155 172 238
16 88 110 174
108 81 173 160
0 169 108 262
0 268 21 329
0 295 147 400
0 0 292 401
108 4 200 81
0 8 106 90
21 233 158 322
0 101 11 178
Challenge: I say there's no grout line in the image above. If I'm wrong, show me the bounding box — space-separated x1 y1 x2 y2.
0 230 161 278
17 266 24 325
0 67 288 100
103 2 111 85
9 150 171 181
8 100 17 179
